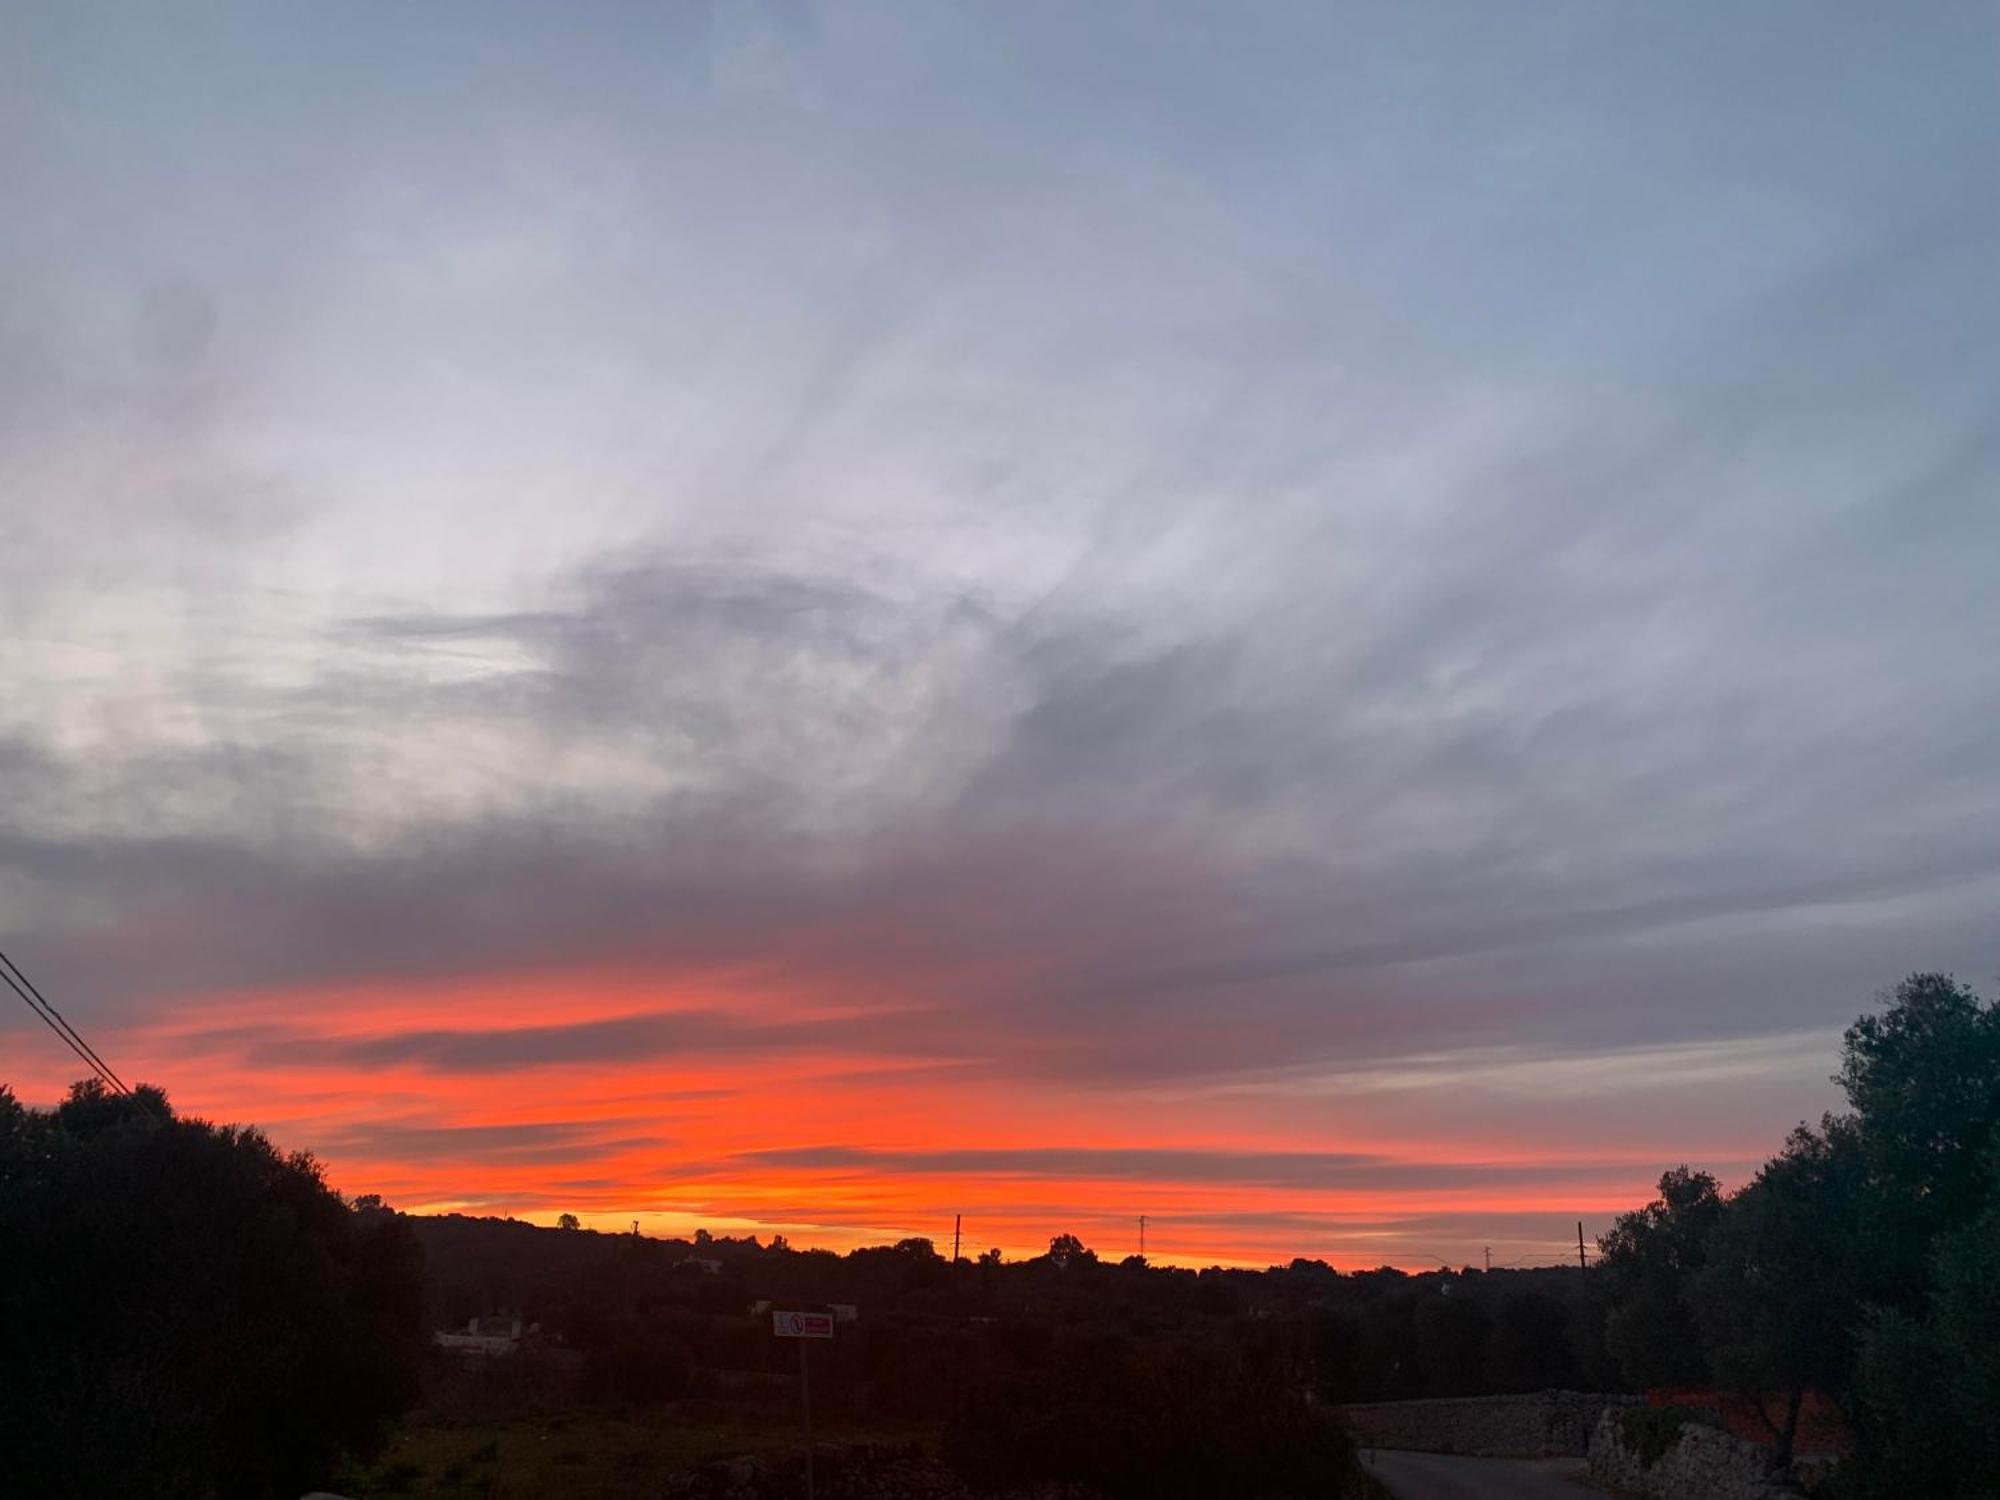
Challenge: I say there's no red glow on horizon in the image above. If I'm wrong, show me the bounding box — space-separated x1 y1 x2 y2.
6 966 1781 1271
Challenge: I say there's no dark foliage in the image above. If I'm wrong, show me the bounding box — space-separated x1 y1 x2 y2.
583 1330 695 1403
943 1329 1357 1499
1489 1287 1581 1391
1838 975 2000 1217
1618 1405 1707 1469
0 1080 427 1499
410 1205 1617 1450
1594 973 2000 1493
1848 1157 2000 1497
1693 1118 1879 1463
1596 1165 1723 1388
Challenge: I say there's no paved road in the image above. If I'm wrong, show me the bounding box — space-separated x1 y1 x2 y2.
1361 1449 1592 1500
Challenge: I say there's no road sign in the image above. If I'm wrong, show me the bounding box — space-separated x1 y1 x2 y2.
772 1312 832 1500
772 1310 835 1339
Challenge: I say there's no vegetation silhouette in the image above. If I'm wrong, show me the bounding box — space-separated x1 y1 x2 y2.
1596 1164 1723 1388
1596 972 2000 1491
943 1318 1352 1499
0 1080 426 1499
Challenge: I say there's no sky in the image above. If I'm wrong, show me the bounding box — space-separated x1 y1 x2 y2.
3 2 1997 1269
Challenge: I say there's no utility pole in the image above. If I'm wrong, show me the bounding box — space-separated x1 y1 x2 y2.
1139 1214 1146 1259
952 1213 961 1263
798 1339 815 1500
1577 1221 1587 1272
1484 1245 1491 1273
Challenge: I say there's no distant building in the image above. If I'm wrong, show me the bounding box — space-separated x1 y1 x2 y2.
686 1256 724 1275
434 1315 531 1356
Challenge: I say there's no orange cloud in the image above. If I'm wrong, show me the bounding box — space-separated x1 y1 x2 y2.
1 963 1780 1270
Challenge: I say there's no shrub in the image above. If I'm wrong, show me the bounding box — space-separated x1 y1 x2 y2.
1620 1405 1702 1469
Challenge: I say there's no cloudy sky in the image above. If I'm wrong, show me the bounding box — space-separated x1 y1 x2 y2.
3 2 1996 1267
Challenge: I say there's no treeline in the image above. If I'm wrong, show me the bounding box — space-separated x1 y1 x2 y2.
416 1211 1612 1413
410 1214 1598 1496
421 1214 1399 1498
1593 973 1999 1495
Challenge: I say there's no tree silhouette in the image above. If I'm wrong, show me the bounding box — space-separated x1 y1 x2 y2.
1594 974 2000 1491
1853 1163 2000 1495
1048 1232 1095 1270
1695 1120 1875 1466
0 1080 426 1498
1596 1165 1723 1388
1839 973 2000 1280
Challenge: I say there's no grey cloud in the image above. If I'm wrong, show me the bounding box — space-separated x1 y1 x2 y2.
4 522 1998 1094
3 2 1998 1164
732 1145 1647 1193
267 1009 942 1074
1144 849 2000 994
301 1014 757 1072
315 1120 666 1166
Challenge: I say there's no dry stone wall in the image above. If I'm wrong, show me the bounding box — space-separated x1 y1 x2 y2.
1588 1407 1808 1500
657 1444 1101 1500
1339 1391 1634 1457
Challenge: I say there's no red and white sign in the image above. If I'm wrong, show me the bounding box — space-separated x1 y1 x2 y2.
771 1310 835 1339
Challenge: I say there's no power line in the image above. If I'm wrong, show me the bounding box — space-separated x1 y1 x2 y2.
1407 1252 1464 1270
2 964 120 1090
0 946 134 1096
0 947 131 1091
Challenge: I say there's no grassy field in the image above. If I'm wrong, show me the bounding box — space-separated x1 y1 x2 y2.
332 1410 938 1499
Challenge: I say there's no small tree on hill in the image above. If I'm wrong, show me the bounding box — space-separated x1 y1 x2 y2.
1048 1232 1095 1270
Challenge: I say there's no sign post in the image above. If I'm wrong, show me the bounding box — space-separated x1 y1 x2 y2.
772 1311 835 1500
